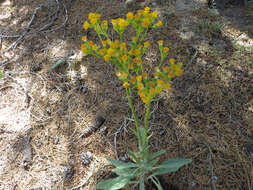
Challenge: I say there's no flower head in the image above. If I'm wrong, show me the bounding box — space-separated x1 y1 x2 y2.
83 21 90 30
126 12 134 20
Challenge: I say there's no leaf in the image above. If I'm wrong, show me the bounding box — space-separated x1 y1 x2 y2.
150 176 163 190
146 157 160 170
127 150 140 164
112 167 135 177
0 70 3 79
107 158 137 169
140 177 145 190
149 150 166 160
96 176 130 190
150 158 192 177
50 58 66 70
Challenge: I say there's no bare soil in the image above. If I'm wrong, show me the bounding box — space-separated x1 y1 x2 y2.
0 0 252 189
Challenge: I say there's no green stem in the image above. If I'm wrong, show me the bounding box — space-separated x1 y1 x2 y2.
126 87 140 134
143 101 151 148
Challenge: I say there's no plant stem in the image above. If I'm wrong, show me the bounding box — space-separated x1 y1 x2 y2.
143 101 151 148
126 87 140 135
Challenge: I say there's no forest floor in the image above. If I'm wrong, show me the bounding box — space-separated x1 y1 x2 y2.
0 0 253 189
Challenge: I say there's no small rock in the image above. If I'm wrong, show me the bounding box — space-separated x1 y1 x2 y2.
78 84 88 93
64 165 74 181
119 152 132 163
100 126 108 136
81 152 92 165
54 136 59 144
159 129 166 136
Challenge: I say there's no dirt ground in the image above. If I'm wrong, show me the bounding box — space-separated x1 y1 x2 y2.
0 0 253 189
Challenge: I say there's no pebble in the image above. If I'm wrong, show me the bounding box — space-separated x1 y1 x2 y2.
81 152 92 165
64 165 74 181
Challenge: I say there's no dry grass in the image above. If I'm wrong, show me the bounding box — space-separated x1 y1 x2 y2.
0 0 252 189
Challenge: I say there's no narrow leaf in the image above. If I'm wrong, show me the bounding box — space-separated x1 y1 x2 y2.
0 70 3 79
107 158 137 169
149 150 166 160
96 176 130 190
51 58 66 70
146 157 160 170
127 150 140 164
150 158 192 177
140 177 145 190
112 167 135 177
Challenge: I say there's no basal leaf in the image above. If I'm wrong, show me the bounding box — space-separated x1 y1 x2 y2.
107 158 137 169
150 158 192 177
96 176 130 190
149 150 166 160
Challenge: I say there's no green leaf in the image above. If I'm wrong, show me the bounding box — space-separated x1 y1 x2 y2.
0 70 3 79
112 167 135 177
127 150 140 164
107 158 137 169
150 176 163 190
150 158 192 177
140 177 145 190
146 157 160 170
96 176 130 190
51 58 66 70
149 150 166 160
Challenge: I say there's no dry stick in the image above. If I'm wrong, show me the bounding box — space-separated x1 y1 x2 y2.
204 143 217 190
6 8 38 51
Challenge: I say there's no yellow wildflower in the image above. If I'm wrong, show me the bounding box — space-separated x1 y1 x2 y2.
143 97 150 104
149 88 156 94
126 12 134 20
137 10 144 16
154 72 159 77
144 41 150 47
178 62 183 67
81 44 87 53
121 72 128 78
90 18 97 25
157 20 163 27
92 44 97 51
118 18 128 28
130 77 135 83
163 66 170 72
144 7 150 12
83 21 90 30
123 82 130 88
111 19 118 25
88 40 94 46
133 49 141 56
81 36 87 41
122 55 128 61
142 18 150 28
157 79 164 86
114 40 120 47
163 47 169 53
104 54 111 61
165 83 171 90
148 81 154 87
140 92 146 99
116 71 121 77
101 20 108 28
128 63 134 69
102 40 107 46
169 58 175 64
137 83 144 89
131 37 137 42
88 13 96 20
136 75 142 81
108 48 115 55
154 67 160 72
176 69 183 76
157 40 163 45
100 48 106 55
143 73 148 78
134 14 139 20
120 43 126 50
150 12 158 18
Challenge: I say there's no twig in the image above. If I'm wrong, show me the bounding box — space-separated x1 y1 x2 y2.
205 143 217 190
6 8 38 51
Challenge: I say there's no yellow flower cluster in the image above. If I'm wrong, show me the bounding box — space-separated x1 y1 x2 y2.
81 7 183 105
